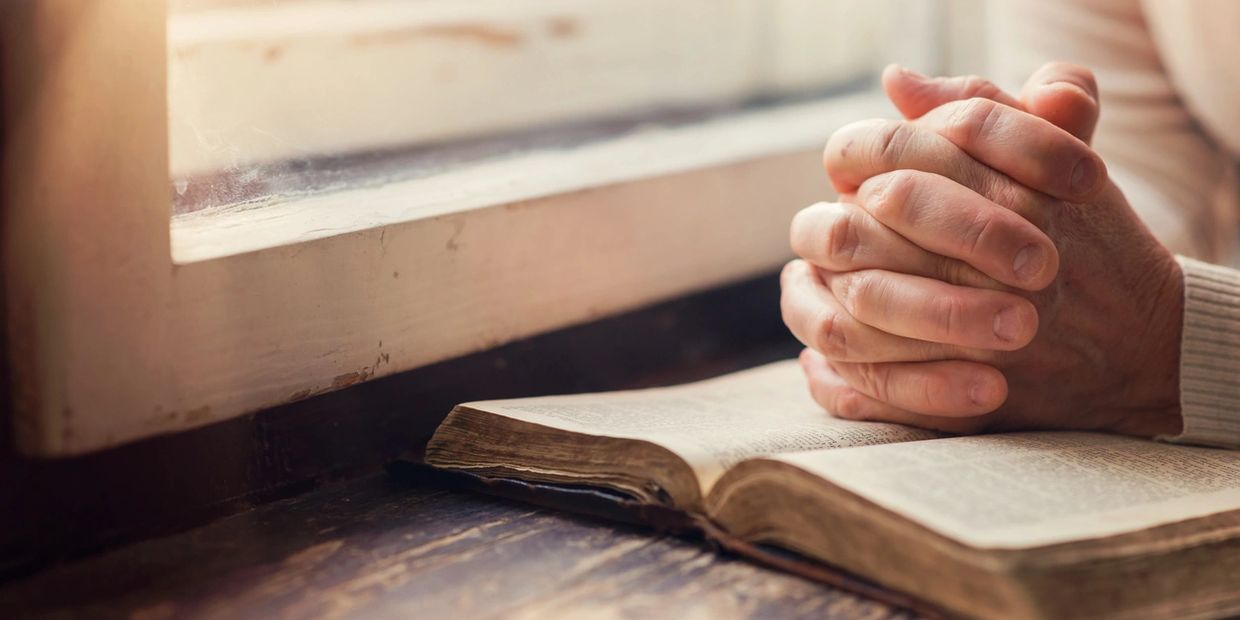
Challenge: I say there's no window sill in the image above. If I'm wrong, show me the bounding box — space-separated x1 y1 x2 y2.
171 91 887 262
12 82 889 455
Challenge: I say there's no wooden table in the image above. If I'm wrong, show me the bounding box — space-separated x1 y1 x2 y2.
1 472 917 619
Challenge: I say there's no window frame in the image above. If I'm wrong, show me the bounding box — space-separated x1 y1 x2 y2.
164 0 896 185
3 0 937 456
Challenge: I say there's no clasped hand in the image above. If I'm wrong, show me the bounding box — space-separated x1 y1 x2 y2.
783 63 1184 437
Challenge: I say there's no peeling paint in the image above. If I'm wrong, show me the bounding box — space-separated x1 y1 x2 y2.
546 17 579 39
185 406 212 424
503 199 538 212
351 24 523 49
331 368 373 389
263 45 284 62
445 219 465 251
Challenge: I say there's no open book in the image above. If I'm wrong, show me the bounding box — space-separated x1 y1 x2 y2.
425 361 1240 619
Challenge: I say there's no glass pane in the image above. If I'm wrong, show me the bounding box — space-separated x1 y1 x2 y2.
167 0 917 214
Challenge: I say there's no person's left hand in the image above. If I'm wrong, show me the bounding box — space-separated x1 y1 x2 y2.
781 64 1184 437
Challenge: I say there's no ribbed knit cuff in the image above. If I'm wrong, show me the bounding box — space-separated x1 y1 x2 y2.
1163 256 1240 449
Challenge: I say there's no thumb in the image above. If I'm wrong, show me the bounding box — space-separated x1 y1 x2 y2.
881 64 1022 120
1019 61 1100 144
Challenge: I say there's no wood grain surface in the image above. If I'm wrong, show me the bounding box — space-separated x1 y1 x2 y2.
0 273 797 580
0 473 917 620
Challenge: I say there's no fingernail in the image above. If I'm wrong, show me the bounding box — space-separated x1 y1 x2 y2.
993 306 1025 343
969 381 994 407
1012 245 1045 284
1071 157 1099 195
1042 79 1091 98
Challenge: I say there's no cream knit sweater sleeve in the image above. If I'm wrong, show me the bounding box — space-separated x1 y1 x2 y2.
1174 257 1240 447
990 0 1240 447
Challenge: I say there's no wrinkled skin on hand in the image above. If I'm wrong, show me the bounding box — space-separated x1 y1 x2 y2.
782 63 1184 437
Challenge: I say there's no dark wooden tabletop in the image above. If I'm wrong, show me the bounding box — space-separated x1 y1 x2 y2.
1 472 917 619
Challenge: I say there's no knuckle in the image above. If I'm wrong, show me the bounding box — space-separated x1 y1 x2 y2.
874 120 915 168
864 170 919 223
930 256 956 284
923 370 963 413
858 363 892 403
833 388 866 420
823 207 861 267
959 209 997 256
813 307 850 360
934 294 964 341
918 375 941 412
980 176 1042 224
834 271 877 317
947 97 1003 143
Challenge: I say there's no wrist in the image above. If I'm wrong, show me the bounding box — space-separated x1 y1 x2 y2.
1113 254 1184 438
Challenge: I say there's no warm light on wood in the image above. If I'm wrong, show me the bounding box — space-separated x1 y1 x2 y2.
2 1 890 456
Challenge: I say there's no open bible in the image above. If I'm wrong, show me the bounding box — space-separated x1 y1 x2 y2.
425 361 1240 619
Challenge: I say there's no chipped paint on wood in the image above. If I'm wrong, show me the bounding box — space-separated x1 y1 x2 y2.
331 369 373 390
350 24 523 49
545 17 579 39
287 388 313 402
185 406 212 423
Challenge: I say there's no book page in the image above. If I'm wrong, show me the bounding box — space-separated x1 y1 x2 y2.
463 360 937 493
775 432 1240 548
